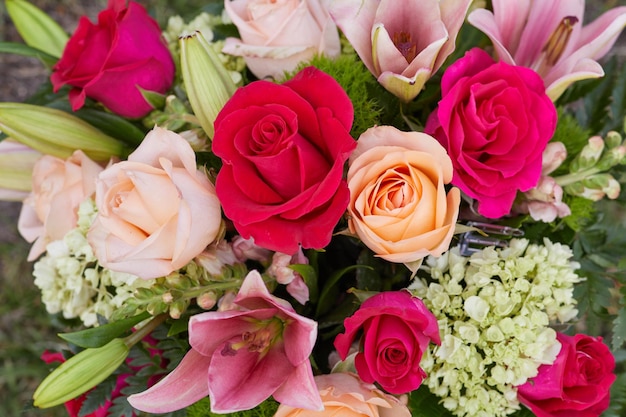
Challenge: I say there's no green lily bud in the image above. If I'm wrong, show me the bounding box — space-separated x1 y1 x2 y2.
33 338 129 408
179 31 237 138
6 0 68 59
570 136 604 173
0 140 41 198
0 103 127 161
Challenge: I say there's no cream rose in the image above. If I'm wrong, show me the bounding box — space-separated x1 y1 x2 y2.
87 127 221 279
274 372 411 417
347 126 460 265
222 0 341 80
18 150 102 261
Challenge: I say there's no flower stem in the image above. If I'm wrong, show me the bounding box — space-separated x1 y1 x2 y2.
554 167 600 186
123 313 168 348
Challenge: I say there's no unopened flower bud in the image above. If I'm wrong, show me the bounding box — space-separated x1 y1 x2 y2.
0 139 41 201
179 31 237 138
605 131 622 149
596 145 626 170
169 299 189 319
162 292 174 304
33 338 129 408
0 103 127 161
197 291 218 310
571 136 604 172
541 142 567 175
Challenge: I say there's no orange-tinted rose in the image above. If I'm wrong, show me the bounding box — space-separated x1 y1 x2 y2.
274 373 411 417
347 126 460 265
88 127 221 279
18 150 103 260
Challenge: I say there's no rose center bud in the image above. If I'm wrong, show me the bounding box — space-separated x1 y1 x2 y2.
392 31 417 63
544 16 578 65
384 347 407 364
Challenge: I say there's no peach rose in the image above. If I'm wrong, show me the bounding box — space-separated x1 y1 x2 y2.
347 126 460 266
87 127 221 279
222 0 341 80
18 150 103 261
274 372 411 417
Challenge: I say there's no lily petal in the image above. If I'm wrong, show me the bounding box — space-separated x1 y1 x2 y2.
127 349 211 413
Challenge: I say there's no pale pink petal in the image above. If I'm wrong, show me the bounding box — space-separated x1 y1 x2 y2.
127 349 211 413
467 8 516 65
490 0 530 56
328 0 379 73
377 70 432 103
545 58 604 101
434 0 474 71
128 127 198 176
273 361 323 411
575 6 626 59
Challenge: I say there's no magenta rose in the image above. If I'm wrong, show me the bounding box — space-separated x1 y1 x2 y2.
425 47 557 218
517 333 616 417
51 0 175 118
212 66 356 254
334 291 440 394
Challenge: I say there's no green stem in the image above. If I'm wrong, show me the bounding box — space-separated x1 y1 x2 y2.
554 167 600 187
123 313 168 348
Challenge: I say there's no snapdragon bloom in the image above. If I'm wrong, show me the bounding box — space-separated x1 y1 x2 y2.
468 0 626 100
128 270 321 413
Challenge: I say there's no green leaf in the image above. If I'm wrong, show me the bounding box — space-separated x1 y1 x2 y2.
5 0 68 58
0 41 57 66
58 312 150 349
408 386 454 417
315 264 373 318
78 377 116 417
612 299 626 351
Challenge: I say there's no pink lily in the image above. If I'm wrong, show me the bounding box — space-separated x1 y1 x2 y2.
329 0 473 102
127 270 322 414
468 0 626 101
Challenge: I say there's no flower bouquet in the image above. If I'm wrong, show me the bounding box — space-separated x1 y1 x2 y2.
2 0 626 416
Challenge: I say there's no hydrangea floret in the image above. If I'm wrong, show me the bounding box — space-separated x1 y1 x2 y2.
409 238 582 417
33 199 151 327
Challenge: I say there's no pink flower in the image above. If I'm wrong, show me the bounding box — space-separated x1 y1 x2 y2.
468 0 626 100
517 333 616 417
274 373 411 417
267 248 310 305
212 67 356 254
334 291 440 394
51 0 175 118
223 0 341 80
18 150 103 260
425 48 557 218
88 127 221 279
127 270 322 414
329 0 473 102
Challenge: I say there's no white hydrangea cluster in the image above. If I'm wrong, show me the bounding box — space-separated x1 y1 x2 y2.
410 238 582 417
32 199 152 327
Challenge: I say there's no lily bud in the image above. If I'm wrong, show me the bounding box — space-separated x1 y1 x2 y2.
179 31 237 138
0 140 41 201
33 338 129 408
0 103 127 161
6 0 68 59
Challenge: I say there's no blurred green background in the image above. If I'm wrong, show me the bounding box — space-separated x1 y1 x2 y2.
0 1 624 417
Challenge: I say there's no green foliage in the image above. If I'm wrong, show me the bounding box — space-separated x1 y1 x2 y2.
408 385 454 417
551 109 593 177
562 195 596 232
296 54 385 138
604 369 626 417
186 397 279 417
58 312 150 348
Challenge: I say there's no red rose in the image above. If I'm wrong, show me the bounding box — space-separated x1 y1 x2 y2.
51 0 175 118
334 291 440 394
425 47 557 218
517 333 616 417
212 66 356 254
